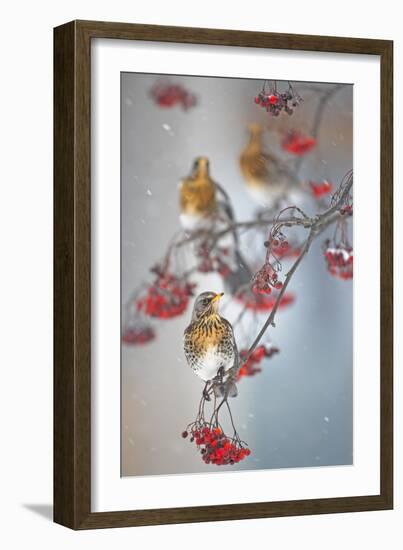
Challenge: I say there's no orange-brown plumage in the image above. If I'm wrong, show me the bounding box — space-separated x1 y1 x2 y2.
179 157 217 229
184 292 237 383
239 124 289 207
240 124 271 185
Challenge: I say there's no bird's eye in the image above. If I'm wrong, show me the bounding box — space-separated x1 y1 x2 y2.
201 298 210 306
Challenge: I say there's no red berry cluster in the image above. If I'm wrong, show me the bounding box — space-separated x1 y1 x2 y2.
309 180 333 199
340 204 353 216
237 289 295 312
252 263 283 295
271 239 301 259
254 85 302 116
237 344 280 380
122 325 156 345
182 425 251 466
136 273 196 319
323 241 353 280
196 244 231 277
150 81 197 111
282 131 316 156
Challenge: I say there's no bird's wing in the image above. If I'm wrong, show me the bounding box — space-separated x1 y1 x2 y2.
213 180 253 290
261 152 295 182
261 150 278 164
222 318 239 372
244 152 271 181
183 323 197 365
215 318 238 398
183 322 193 345
184 322 196 342
214 180 235 222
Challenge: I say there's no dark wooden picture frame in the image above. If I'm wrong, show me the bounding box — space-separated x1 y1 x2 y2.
54 20 393 530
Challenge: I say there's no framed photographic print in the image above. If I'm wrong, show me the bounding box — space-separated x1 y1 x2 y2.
54 20 393 529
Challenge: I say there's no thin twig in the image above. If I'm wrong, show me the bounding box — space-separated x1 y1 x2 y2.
243 227 316 364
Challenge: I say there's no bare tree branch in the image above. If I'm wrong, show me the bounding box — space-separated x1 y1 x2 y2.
240 170 353 364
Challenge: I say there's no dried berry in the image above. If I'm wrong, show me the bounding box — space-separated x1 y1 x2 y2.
254 81 302 116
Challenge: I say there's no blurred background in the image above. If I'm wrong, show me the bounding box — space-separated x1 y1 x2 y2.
121 73 353 477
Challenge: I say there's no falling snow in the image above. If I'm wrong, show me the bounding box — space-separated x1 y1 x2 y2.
162 123 175 136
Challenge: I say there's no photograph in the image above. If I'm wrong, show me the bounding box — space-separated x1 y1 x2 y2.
121 73 354 477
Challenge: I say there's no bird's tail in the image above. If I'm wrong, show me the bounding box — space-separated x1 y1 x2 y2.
214 184 253 295
224 249 252 296
213 353 240 399
213 379 238 399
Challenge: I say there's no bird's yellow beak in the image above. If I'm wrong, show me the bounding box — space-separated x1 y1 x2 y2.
211 292 224 303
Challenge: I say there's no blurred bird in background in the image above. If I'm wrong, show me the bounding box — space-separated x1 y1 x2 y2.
240 123 295 210
179 157 252 295
179 157 217 232
184 291 238 398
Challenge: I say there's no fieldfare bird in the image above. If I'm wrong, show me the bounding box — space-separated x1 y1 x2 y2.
239 123 292 209
179 157 252 295
179 157 218 231
184 291 239 398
